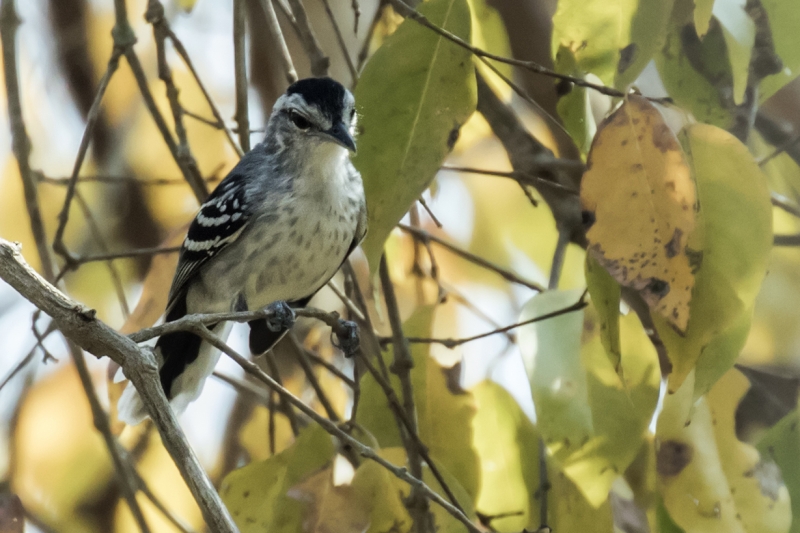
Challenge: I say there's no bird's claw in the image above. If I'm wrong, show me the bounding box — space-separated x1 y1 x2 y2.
266 301 295 332
333 319 360 357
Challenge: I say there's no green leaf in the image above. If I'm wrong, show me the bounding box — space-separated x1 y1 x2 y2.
657 370 792 533
357 306 480 500
585 254 621 373
374 447 477 533
354 0 477 270
518 289 593 456
467 0 512 84
472 381 540 530
518 290 660 507
554 46 597 156
694 0 716 37
655 8 734 128
471 380 615 532
653 124 772 395
551 0 674 88
758 410 800 533
759 0 800 100
713 0 755 104
220 425 336 533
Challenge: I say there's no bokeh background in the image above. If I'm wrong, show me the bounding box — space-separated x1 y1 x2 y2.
1 0 800 531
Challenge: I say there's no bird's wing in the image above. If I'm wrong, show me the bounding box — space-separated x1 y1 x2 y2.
166 174 253 312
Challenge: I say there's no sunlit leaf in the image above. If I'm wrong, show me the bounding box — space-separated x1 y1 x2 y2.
518 290 660 506
713 0 755 104
357 306 480 500
759 0 800 100
551 0 674 87
581 96 697 333
554 46 597 156
758 410 800 533
471 381 538 530
220 425 336 533
656 369 791 533
354 0 477 270
518 289 593 458
585 254 621 373
694 0 716 37
656 5 734 128
467 0 512 96
373 447 476 533
471 380 616 531
653 124 772 394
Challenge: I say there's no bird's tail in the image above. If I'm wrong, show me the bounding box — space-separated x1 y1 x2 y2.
117 322 232 425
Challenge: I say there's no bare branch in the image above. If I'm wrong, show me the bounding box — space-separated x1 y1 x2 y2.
0 239 237 533
387 0 626 98
379 255 433 533
319 0 359 83
191 322 482 533
1 0 56 281
379 294 587 348
257 0 299 83
233 0 251 153
285 0 330 76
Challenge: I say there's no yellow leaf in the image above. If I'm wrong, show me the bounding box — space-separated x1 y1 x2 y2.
656 369 791 533
581 95 697 333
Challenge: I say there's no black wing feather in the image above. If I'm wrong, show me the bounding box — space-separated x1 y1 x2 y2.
167 175 253 311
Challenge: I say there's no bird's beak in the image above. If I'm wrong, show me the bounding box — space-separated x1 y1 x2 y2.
325 122 357 153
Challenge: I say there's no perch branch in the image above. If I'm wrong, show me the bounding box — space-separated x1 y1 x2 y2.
0 239 238 533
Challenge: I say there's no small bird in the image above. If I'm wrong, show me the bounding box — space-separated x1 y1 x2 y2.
118 77 366 424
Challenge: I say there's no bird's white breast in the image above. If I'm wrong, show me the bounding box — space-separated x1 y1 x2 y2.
187 148 363 313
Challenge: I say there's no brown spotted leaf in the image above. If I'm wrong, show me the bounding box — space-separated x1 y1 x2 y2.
581 95 697 333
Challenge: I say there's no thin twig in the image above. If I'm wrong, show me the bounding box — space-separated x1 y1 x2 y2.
233 0 251 153
398 224 546 292
441 165 581 194
258 0 299 83
287 333 340 421
771 191 800 219
69 342 152 533
263 351 302 435
379 255 433 533
71 246 181 267
388 0 625 97
319 0 359 83
1 0 56 281
193 322 481 533
327 279 367 322
285 0 329 76
417 196 442 228
164 25 243 156
354 347 469 516
380 295 587 348
355 0 385 73
303 349 356 387
0 239 238 533
145 0 208 201
129 305 349 343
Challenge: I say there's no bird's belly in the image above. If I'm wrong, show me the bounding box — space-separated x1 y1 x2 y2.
189 207 356 313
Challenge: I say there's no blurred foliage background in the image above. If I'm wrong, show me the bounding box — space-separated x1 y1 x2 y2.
0 0 800 532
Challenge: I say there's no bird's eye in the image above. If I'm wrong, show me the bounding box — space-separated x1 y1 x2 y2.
289 111 311 130
349 109 356 121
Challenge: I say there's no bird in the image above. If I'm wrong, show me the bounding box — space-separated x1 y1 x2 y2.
118 77 367 425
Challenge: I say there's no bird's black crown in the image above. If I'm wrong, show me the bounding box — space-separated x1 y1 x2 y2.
286 77 348 123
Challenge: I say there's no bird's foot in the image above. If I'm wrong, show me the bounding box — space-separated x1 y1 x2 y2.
333 319 360 357
266 301 296 332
